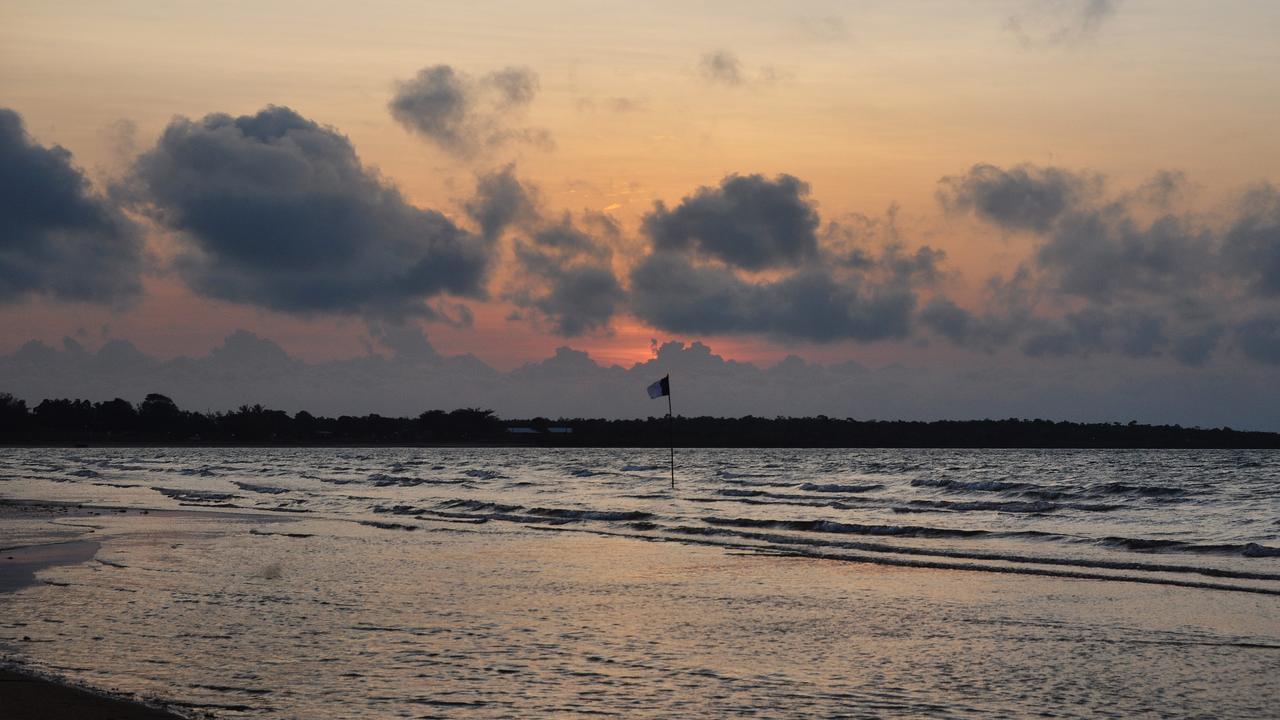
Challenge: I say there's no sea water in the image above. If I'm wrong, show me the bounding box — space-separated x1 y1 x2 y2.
1 448 1278 717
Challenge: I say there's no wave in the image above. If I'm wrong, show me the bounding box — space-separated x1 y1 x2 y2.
607 521 1280 583
434 499 522 513
702 516 995 539
1097 536 1280 558
359 520 417 531
799 482 883 494
541 523 1280 596
234 481 289 495
910 478 1036 492
1090 482 1186 497
526 508 653 522
716 470 773 479
154 487 239 503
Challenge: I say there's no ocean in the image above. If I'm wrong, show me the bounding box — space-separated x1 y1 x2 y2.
2 447 1278 717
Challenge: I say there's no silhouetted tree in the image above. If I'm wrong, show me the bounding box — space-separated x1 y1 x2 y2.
0 393 29 434
138 393 182 437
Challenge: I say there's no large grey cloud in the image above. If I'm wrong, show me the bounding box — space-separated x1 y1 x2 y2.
1037 208 1212 302
465 164 538 243
642 174 821 271
630 255 917 342
509 216 625 337
128 105 494 319
941 163 1212 302
935 163 1279 367
938 163 1096 233
389 65 550 158
0 108 144 305
629 174 942 342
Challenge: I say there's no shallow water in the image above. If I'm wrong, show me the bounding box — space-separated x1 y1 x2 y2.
2 448 1279 717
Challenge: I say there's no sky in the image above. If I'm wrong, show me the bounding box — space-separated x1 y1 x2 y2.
2 0 1280 426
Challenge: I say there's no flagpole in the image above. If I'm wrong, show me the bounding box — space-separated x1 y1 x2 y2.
667 384 675 489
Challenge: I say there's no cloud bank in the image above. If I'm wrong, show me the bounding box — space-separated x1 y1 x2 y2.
4 331 1279 430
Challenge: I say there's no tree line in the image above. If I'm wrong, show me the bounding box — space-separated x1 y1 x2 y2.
1 392 1278 448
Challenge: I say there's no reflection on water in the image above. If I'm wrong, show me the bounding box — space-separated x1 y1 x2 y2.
1 448 1279 717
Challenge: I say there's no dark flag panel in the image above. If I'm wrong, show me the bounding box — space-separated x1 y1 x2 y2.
646 375 675 488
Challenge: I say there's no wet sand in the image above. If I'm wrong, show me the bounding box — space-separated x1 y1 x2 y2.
1 506 185 719
0 668 185 720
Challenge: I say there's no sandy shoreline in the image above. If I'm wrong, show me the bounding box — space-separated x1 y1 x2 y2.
0 503 187 719
0 500 267 719
0 666 187 720
3 494 1279 717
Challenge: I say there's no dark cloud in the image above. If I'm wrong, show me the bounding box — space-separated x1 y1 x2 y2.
1171 325 1224 368
1022 308 1167 359
1133 170 1191 209
933 164 1273 367
389 65 550 157
699 51 744 86
128 105 493 318
1221 184 1280 298
1036 209 1212 302
1236 315 1280 365
943 165 1217 306
920 268 1038 350
629 253 916 342
627 173 944 343
0 108 143 305
365 320 442 362
486 67 539 106
509 214 625 337
642 174 821 271
698 51 787 87
465 164 539 242
938 163 1095 232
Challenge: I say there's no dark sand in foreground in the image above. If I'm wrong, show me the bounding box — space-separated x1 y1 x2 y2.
0 668 185 720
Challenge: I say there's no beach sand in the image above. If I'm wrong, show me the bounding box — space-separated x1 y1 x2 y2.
2 497 1279 717
0 667 185 720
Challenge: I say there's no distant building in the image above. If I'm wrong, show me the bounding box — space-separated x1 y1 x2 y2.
548 427 573 434
506 427 539 435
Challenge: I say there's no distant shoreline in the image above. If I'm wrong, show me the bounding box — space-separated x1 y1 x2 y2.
4 394 1279 448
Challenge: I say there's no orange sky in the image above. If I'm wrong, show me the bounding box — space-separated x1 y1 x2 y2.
2 0 1278 369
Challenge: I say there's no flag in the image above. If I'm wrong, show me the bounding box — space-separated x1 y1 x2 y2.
647 375 670 399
